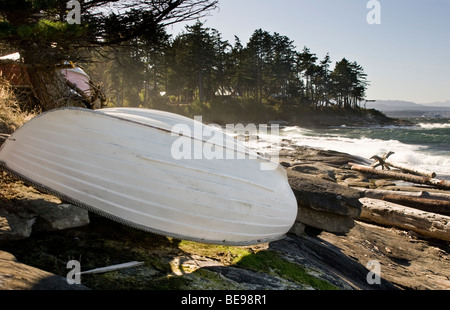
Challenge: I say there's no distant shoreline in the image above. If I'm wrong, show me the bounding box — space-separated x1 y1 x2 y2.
366 100 450 119
287 109 412 128
196 106 412 128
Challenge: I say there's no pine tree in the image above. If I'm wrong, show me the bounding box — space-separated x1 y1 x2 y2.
330 58 369 108
165 21 228 104
297 47 318 105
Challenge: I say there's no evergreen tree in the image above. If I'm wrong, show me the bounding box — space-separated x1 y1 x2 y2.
0 0 218 110
349 61 369 108
140 29 172 107
297 47 318 105
165 21 228 104
315 53 332 107
246 29 272 104
267 32 298 103
243 29 299 105
330 58 369 108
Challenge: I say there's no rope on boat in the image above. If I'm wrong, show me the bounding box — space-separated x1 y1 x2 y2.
0 133 10 143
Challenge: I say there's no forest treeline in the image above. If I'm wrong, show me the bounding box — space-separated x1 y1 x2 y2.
1 1 375 124
84 21 371 123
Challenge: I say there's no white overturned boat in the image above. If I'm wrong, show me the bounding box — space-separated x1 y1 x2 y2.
0 108 297 245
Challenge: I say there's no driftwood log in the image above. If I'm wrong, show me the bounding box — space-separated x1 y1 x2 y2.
361 189 450 201
359 198 450 242
384 161 436 178
357 189 450 216
370 151 436 178
349 164 450 190
380 194 450 216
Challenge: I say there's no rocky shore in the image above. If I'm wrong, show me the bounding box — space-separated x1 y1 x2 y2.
1 145 449 291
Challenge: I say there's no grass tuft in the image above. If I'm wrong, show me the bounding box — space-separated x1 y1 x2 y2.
0 79 37 134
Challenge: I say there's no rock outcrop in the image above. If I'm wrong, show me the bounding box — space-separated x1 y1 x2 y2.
1 146 448 291
287 169 362 234
0 250 89 290
0 207 35 241
0 202 89 241
29 203 90 233
0 177 89 241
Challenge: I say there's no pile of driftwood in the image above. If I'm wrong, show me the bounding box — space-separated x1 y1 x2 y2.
350 151 450 190
348 152 450 242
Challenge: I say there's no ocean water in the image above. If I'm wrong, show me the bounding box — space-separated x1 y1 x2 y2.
241 118 450 181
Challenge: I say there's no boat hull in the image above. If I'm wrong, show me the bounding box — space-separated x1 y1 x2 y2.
0 108 297 245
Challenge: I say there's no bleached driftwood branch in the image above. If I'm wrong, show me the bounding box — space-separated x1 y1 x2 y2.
370 151 436 178
349 163 450 190
80 261 144 275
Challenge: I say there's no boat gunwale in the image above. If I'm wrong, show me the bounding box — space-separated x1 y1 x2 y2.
85 107 280 167
1 107 285 173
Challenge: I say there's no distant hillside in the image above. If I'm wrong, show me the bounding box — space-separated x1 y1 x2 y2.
425 100 450 107
366 100 450 117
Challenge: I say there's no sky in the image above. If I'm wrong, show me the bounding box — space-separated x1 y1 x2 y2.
167 0 450 105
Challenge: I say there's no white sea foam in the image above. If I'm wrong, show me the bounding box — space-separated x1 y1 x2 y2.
418 123 450 129
239 125 450 181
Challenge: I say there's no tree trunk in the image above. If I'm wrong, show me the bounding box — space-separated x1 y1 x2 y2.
198 70 204 104
26 65 84 111
359 198 450 242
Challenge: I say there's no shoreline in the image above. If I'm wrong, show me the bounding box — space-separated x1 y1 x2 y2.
0 103 448 290
1 143 449 290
